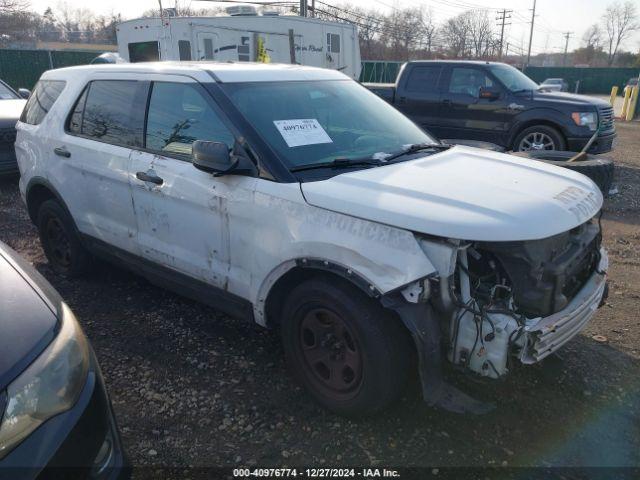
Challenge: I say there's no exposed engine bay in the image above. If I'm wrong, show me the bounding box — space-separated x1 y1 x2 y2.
440 217 607 379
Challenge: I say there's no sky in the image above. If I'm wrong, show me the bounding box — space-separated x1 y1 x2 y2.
28 0 640 55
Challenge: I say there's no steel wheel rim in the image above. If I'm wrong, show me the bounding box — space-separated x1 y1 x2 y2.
297 307 363 397
45 217 71 267
519 132 556 151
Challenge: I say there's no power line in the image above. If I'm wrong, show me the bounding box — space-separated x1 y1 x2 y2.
495 8 512 59
526 0 536 66
562 31 573 65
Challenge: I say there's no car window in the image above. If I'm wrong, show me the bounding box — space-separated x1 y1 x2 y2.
20 80 66 125
405 66 442 93
0 82 17 100
448 68 493 97
145 82 235 160
67 87 88 135
223 80 435 169
79 80 147 147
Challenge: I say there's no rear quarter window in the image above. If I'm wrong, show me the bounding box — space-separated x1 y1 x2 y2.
20 80 66 125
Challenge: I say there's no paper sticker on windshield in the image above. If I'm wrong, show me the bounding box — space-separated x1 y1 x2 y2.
274 119 332 148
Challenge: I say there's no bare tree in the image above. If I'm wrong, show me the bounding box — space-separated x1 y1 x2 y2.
441 11 472 58
468 9 494 58
0 0 30 14
582 24 602 48
601 1 639 65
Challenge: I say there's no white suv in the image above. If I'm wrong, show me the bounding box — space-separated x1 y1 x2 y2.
16 62 608 415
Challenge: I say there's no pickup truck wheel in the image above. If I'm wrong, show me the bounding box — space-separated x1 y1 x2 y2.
513 125 566 152
281 277 411 416
37 199 91 277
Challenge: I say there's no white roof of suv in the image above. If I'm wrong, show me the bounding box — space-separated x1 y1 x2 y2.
40 61 350 83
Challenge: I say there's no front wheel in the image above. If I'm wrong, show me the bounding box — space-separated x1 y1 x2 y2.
280 277 412 416
513 125 566 152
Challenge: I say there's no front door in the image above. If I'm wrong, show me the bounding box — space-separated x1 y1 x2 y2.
129 77 257 292
438 66 509 143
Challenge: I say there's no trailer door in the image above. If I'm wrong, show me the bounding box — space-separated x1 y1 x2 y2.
325 30 342 71
196 32 219 60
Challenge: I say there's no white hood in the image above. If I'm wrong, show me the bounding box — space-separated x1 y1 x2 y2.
300 146 603 242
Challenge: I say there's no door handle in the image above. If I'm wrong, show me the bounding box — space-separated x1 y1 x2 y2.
441 99 452 105
53 147 70 158
136 171 164 185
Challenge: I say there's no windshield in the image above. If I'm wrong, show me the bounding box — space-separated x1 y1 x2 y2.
0 82 17 100
221 80 436 169
488 64 539 92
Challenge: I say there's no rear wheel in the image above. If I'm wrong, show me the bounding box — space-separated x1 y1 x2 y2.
37 199 91 277
281 277 411 416
513 125 566 152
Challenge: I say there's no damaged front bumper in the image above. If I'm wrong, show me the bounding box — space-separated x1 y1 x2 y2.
519 248 608 364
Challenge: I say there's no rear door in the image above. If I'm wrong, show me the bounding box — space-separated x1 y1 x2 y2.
129 76 257 292
60 77 148 254
438 66 509 143
394 64 444 135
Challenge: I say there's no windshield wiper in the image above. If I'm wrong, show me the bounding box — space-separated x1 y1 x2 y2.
383 143 451 162
290 157 382 173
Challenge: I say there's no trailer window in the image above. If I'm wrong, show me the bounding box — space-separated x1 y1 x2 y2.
327 33 340 53
128 41 159 62
178 40 192 61
203 39 214 60
238 36 250 62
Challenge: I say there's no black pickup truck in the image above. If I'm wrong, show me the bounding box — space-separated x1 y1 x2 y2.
365 60 616 153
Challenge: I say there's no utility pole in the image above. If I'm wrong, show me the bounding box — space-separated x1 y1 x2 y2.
299 0 307 17
562 31 573 66
526 0 537 66
496 8 512 59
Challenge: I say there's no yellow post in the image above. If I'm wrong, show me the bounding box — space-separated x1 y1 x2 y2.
626 85 639 121
621 86 632 119
609 86 618 106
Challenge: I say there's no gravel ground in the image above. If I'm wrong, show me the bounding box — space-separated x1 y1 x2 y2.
1 123 640 475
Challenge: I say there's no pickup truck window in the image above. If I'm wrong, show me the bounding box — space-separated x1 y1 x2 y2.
406 66 442 93
222 80 435 169
145 82 235 160
487 64 538 92
448 68 493 97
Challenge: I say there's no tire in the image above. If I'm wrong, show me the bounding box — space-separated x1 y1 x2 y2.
512 125 566 152
37 199 91 277
280 276 412 416
513 150 614 196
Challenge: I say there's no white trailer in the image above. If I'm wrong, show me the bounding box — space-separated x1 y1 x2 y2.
115 8 362 80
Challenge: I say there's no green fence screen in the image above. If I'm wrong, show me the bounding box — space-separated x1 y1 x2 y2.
0 49 98 90
359 61 403 83
360 61 639 94
523 66 639 94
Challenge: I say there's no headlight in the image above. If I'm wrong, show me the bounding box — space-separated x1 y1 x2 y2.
0 303 89 459
571 111 598 131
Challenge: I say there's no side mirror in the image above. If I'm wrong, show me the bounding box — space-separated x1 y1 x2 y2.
18 88 31 99
193 141 232 173
479 86 500 100
193 140 257 177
